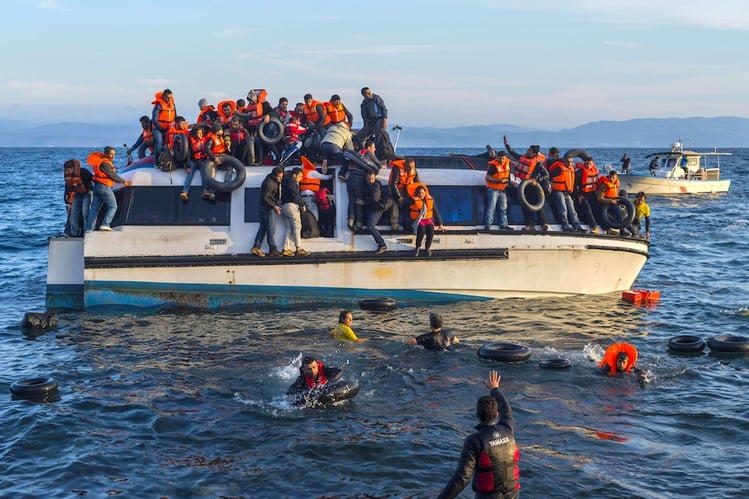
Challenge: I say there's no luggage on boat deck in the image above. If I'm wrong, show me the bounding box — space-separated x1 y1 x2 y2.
301 210 320 238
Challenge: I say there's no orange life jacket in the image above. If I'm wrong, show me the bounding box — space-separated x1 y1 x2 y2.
87 151 115 188
549 160 575 193
408 183 434 220
64 162 87 194
299 156 321 192
514 153 545 180
389 159 418 190
576 162 599 193
597 175 619 199
486 157 511 191
190 135 208 161
216 100 237 123
152 91 176 131
304 99 330 126
598 342 638 374
324 101 347 124
206 133 226 155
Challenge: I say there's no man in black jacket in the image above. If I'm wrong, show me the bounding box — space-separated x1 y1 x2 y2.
251 166 284 257
438 371 520 499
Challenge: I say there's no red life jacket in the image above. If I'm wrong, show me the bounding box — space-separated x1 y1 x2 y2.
304 361 328 388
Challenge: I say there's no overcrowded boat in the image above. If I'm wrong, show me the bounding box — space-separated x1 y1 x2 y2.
47 154 650 309
618 139 731 195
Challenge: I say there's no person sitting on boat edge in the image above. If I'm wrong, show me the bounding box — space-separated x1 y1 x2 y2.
287 355 344 394
404 312 459 351
408 182 445 257
330 310 366 342
363 171 398 255
437 370 519 499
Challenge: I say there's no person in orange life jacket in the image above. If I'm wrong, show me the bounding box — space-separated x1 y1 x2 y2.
242 89 275 164
438 370 519 499
181 125 209 201
200 123 227 201
408 183 445 257
404 312 459 351
63 159 94 237
346 139 382 231
151 89 176 167
166 116 191 170
85 146 132 232
300 158 333 220
503 135 550 231
598 342 646 381
573 157 601 232
354 86 388 148
287 355 343 394
548 152 587 232
363 171 399 254
195 98 218 128
280 167 310 257
127 116 154 159
596 170 622 234
325 94 353 128
251 166 285 258
389 157 420 231
321 122 354 178
485 150 514 231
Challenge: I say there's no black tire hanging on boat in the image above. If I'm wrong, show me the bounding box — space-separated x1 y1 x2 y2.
201 155 247 192
561 148 593 162
667 335 706 353
288 378 360 407
258 116 284 144
359 297 397 312
706 335 749 353
171 133 190 163
10 377 59 400
518 179 545 212
539 357 571 369
477 342 532 362
601 197 635 229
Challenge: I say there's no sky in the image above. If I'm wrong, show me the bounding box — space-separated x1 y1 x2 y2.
2 0 748 130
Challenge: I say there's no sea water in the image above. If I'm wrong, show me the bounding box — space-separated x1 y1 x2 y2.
0 147 747 498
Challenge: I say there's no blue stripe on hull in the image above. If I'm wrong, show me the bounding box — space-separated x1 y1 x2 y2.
82 281 491 309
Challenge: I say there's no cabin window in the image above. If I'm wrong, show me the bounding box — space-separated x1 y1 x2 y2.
112 187 231 226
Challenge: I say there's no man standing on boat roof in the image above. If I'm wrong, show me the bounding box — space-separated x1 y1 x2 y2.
503 135 550 231
354 86 388 149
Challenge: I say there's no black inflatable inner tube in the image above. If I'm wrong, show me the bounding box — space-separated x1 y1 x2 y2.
359 297 397 312
201 155 247 192
667 335 706 353
10 377 59 399
477 342 532 362
172 133 190 163
518 179 545 212
258 116 284 144
601 197 635 229
288 378 360 407
539 358 571 369
343 150 379 174
561 148 593 162
707 335 749 353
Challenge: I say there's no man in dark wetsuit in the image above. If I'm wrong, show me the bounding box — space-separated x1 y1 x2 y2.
404 312 459 350
287 355 343 394
438 370 519 499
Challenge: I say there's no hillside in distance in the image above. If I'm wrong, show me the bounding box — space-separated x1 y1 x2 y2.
0 116 747 148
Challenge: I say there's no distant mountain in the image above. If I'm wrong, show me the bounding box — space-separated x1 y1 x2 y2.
0 117 747 148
